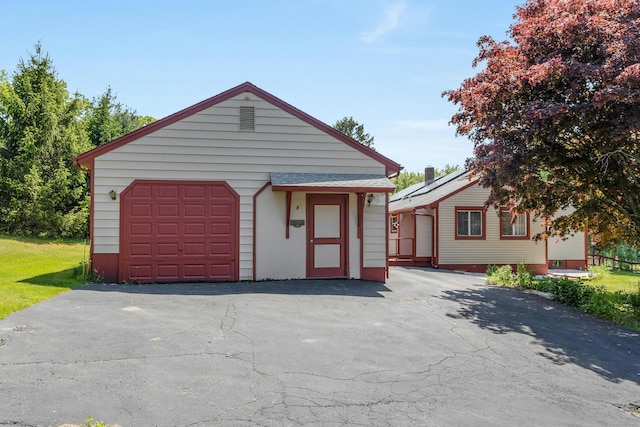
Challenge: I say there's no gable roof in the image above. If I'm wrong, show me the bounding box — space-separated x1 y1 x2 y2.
74 82 402 176
389 169 478 212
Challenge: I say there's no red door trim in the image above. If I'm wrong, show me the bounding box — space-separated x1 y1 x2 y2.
306 194 349 278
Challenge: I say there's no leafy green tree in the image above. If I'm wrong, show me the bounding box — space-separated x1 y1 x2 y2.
86 87 155 147
439 164 460 176
0 43 92 237
444 0 640 245
115 110 155 135
392 165 460 192
86 87 122 146
333 116 375 150
392 171 424 192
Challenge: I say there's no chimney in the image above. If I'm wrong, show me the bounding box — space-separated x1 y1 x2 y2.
425 166 435 185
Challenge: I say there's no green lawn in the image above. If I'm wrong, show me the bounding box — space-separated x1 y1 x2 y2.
589 268 640 293
0 234 88 319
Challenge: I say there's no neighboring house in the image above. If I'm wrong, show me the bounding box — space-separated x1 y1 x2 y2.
74 82 401 283
388 168 588 274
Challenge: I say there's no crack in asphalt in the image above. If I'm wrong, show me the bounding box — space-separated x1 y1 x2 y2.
0 422 40 427
221 315 296 425
3 269 640 426
195 302 436 426
220 301 237 338
0 350 241 367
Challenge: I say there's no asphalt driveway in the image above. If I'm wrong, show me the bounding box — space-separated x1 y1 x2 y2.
1 267 639 426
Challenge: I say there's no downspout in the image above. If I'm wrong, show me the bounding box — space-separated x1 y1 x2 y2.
432 204 439 268
411 210 416 263
385 192 389 279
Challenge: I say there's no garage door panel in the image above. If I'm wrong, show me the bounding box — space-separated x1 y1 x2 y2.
130 204 152 217
185 204 205 217
210 186 232 197
157 186 178 198
157 223 178 236
157 243 179 256
184 243 205 255
184 223 206 236
184 264 206 278
131 185 152 198
157 264 179 280
184 186 206 198
121 181 238 283
130 243 152 256
130 223 152 236
211 223 231 237
210 242 232 255
211 263 233 280
211 205 232 217
129 264 152 280
157 204 179 217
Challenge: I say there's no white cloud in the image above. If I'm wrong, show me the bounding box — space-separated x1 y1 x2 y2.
361 1 406 44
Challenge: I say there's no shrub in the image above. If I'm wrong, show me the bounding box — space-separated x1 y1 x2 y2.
549 278 594 307
579 285 617 317
486 265 515 287
587 264 609 280
485 264 640 330
516 261 536 289
486 264 499 276
532 277 557 294
625 284 640 317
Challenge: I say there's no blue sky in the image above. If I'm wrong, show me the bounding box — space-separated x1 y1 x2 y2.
1 0 522 173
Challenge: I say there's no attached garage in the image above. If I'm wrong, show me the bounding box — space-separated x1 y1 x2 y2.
74 82 401 283
120 180 239 283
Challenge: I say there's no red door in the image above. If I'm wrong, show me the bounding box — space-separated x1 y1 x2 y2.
306 194 349 278
120 180 239 283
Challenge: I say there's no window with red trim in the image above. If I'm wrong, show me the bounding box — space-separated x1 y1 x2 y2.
390 214 398 234
455 207 485 239
500 210 529 239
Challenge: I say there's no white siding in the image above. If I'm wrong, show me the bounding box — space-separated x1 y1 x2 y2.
363 200 387 268
548 232 586 261
388 232 398 256
348 194 362 277
255 190 306 280
416 214 433 257
547 207 586 262
92 93 387 280
438 184 547 266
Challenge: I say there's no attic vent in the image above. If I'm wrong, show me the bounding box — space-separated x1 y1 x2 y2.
239 106 255 131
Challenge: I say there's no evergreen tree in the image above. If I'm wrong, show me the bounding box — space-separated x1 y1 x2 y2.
86 86 155 147
333 116 375 150
391 165 460 193
0 43 92 237
86 86 122 146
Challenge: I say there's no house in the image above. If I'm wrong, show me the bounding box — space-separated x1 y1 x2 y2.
388 168 588 274
74 82 402 283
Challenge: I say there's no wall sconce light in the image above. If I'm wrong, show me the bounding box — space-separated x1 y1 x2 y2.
367 194 375 207
109 190 117 200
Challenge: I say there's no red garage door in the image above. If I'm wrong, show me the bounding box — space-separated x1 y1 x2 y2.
120 180 239 283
